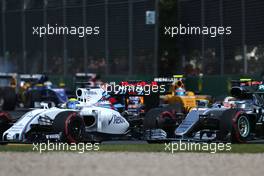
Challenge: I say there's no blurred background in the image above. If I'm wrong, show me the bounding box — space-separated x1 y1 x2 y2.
0 0 157 76
0 0 264 96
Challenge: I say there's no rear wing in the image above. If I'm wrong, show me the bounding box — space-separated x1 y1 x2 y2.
154 75 184 94
0 72 17 79
75 73 97 79
0 73 18 88
74 73 97 88
230 78 264 101
154 75 184 83
18 74 50 88
20 74 43 79
231 78 262 87
20 74 44 82
230 79 264 94
0 73 48 89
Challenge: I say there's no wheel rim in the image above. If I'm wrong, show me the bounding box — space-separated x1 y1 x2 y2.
237 115 250 138
68 119 83 141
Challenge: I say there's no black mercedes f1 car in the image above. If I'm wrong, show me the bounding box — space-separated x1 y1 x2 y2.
145 79 264 143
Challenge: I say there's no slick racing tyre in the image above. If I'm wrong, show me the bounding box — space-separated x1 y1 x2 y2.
157 103 184 137
1 87 16 111
143 103 183 137
53 111 85 143
0 112 12 140
143 108 163 129
219 109 251 143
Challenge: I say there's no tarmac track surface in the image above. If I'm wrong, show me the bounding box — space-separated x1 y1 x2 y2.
0 152 263 176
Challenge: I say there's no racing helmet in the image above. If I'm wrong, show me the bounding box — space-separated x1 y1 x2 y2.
223 96 236 108
66 98 80 109
175 87 186 96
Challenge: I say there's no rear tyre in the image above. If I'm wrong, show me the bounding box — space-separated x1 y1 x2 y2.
53 111 85 143
143 108 162 129
0 112 12 140
219 109 251 143
157 103 184 137
2 87 16 111
143 103 184 138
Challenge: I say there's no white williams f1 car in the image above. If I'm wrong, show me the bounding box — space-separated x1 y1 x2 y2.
1 88 132 143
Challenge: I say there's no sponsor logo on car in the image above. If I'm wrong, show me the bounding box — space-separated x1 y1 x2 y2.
108 114 125 125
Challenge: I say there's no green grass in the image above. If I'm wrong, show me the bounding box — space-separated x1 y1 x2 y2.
0 144 34 152
228 144 264 153
1 143 264 153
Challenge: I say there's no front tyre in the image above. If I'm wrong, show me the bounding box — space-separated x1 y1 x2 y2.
219 109 251 143
53 111 85 143
235 115 250 141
